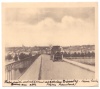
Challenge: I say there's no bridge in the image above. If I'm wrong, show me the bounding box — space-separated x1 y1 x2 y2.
5 54 40 80
5 54 95 80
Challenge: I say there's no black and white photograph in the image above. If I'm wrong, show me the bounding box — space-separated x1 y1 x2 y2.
2 2 98 86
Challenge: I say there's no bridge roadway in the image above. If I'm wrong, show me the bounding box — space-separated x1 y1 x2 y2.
19 54 95 80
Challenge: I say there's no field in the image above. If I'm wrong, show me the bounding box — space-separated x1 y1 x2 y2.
65 57 95 66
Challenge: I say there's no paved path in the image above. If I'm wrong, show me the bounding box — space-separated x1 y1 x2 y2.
19 54 95 80
63 58 95 72
19 55 42 80
41 54 95 79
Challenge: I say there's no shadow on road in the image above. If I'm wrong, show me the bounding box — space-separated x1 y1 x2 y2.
52 60 65 62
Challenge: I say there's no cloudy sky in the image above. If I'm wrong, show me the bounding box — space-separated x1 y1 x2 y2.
4 7 95 47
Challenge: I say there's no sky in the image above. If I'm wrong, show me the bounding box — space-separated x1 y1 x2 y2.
4 7 95 47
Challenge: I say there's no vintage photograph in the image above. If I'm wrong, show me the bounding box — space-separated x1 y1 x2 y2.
2 2 98 86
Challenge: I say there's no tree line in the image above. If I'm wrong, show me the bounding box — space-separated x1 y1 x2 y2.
63 51 95 58
5 52 33 61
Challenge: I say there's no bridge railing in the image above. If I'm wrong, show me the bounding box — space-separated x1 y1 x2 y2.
5 54 40 80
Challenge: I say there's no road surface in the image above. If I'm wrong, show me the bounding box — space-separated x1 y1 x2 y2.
40 54 95 79
19 54 95 80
